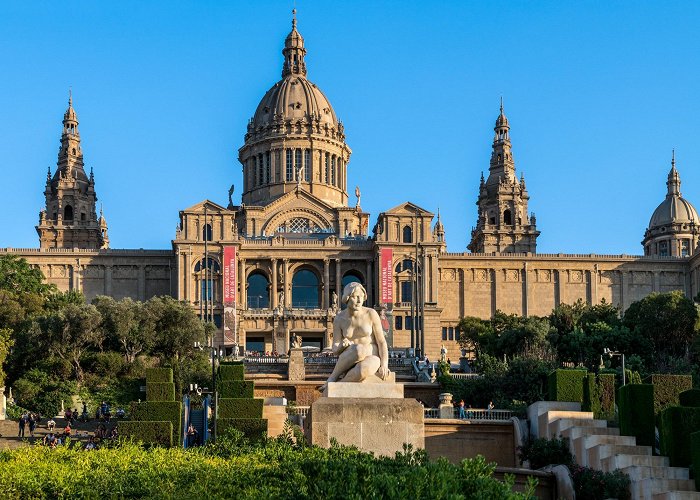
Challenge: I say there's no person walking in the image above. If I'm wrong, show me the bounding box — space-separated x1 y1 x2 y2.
458 400 466 419
18 413 27 437
28 414 36 437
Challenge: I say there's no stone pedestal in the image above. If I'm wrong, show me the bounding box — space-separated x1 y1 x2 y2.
287 348 305 381
309 394 424 457
0 386 5 421
439 392 454 419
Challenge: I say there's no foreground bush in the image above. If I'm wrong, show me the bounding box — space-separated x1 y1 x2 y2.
517 437 573 470
0 432 536 499
570 465 631 500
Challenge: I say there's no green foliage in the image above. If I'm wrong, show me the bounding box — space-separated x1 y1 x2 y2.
217 418 267 442
12 368 76 417
660 406 700 467
517 437 573 470
145 367 173 383
0 254 53 296
0 327 13 387
583 373 615 420
679 389 700 407
218 398 263 419
93 296 155 364
645 373 693 416
130 401 183 446
691 431 700 492
218 362 244 382
618 384 655 447
146 383 175 402
570 465 631 500
0 440 533 499
548 369 587 403
119 421 173 447
218 380 254 398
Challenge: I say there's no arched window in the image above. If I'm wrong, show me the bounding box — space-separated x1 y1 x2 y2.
503 209 512 225
247 272 270 309
194 257 220 303
342 270 363 288
402 225 412 243
395 259 414 273
64 205 73 221
292 269 320 309
202 223 212 241
286 149 293 181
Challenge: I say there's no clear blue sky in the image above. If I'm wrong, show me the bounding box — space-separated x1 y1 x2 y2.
2 1 699 254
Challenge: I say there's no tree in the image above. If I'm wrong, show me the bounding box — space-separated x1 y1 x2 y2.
0 327 13 387
0 254 52 296
93 296 155 364
147 296 205 362
458 316 492 353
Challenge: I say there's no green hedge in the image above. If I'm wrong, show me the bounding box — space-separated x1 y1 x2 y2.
146 383 175 402
217 418 267 442
691 431 700 491
583 373 616 420
645 374 693 416
219 380 254 399
618 384 655 447
548 369 587 403
659 406 700 467
218 362 245 382
679 389 700 408
119 421 173 447
130 401 182 446
145 368 173 383
218 398 263 419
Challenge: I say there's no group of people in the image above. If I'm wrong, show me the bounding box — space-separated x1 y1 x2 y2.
17 412 40 437
457 400 495 419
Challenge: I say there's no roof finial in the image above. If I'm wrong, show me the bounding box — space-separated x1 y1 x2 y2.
672 148 676 169
292 8 297 29
500 95 504 114
68 87 72 107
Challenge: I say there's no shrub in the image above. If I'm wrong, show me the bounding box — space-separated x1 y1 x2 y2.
119 421 173 447
618 384 655 447
517 436 573 470
679 389 700 407
217 418 267 442
145 368 173 383
659 406 700 467
583 373 616 420
691 431 700 491
218 380 254 398
130 401 182 446
218 398 263 419
548 369 587 403
570 465 631 500
645 374 693 416
218 362 244 381
146 383 175 402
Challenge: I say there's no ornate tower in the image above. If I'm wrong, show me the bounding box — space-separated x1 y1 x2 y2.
642 152 699 257
468 102 539 253
36 94 109 249
238 10 352 208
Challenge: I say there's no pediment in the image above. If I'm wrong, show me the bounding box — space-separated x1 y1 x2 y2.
181 199 231 214
254 190 340 234
383 201 433 217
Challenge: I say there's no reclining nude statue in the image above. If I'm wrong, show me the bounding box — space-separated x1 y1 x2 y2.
322 282 391 389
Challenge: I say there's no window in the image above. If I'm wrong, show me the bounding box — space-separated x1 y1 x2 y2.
402 225 412 243
295 149 302 181
325 153 330 183
247 272 270 309
286 149 293 181
258 153 264 185
202 223 212 241
442 327 447 340
682 239 690 257
331 156 336 186
253 156 258 186
246 337 265 353
660 240 669 257
63 205 73 221
401 281 412 302
265 151 271 184
395 259 414 273
292 269 320 309
200 279 213 303
304 149 311 181
405 316 414 331
395 316 403 330
195 257 220 302
341 271 363 309
80 212 86 221
448 327 454 340
503 209 512 225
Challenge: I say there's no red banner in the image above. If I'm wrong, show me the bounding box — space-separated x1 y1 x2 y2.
380 248 393 304
223 246 237 305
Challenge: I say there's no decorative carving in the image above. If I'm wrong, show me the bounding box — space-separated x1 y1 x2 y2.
570 270 583 283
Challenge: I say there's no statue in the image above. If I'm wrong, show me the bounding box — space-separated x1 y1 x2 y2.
278 290 285 309
227 184 235 209
355 185 361 207
292 334 303 349
324 282 390 386
440 344 447 362
295 164 303 190
331 291 338 311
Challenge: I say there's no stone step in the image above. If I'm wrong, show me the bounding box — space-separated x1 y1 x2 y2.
526 402 581 438
622 465 690 481
601 453 669 472
538 410 594 438
560 425 620 444
572 434 636 466
588 444 652 470
633 479 697 500
548 417 607 440
652 492 700 500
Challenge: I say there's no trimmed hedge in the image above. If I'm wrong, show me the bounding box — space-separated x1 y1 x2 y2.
219 380 254 399
218 362 245 382
217 418 267 442
218 398 263 420
146 383 175 402
618 384 655 447
659 406 700 467
679 389 700 408
130 401 183 446
691 431 700 492
145 368 173 383
548 369 587 403
583 373 616 420
119 421 173 447
645 374 693 416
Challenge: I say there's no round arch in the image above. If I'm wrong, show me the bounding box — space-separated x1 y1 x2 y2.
291 268 321 309
247 271 270 309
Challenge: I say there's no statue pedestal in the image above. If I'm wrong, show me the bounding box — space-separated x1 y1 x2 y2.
287 348 305 381
309 383 424 457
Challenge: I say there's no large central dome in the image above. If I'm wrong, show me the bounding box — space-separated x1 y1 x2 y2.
239 11 351 208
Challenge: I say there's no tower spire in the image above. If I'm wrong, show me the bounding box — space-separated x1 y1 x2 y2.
667 150 681 196
282 8 307 78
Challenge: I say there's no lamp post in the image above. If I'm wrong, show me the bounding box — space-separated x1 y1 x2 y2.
195 341 223 442
603 347 626 386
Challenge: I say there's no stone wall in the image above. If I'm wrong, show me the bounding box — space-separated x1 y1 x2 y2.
424 419 516 467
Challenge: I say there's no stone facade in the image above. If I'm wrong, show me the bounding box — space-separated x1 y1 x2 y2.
4 11 700 361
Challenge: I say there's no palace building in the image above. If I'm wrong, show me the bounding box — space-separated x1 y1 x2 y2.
4 12 700 359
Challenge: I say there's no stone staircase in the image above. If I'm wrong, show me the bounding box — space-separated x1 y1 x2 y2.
262 403 287 438
533 403 699 500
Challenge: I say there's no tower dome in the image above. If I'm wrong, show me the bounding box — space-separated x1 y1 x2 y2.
642 152 699 257
239 10 351 208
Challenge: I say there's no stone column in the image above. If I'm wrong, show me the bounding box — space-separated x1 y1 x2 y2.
554 270 561 307
105 265 113 296
522 262 529 317
592 264 599 304
653 270 660 292
271 258 278 309
138 265 146 301
239 258 246 308
620 270 628 310
0 386 6 420
283 259 290 307
323 258 330 309
365 259 373 306
73 259 81 292
335 258 342 299
184 250 191 303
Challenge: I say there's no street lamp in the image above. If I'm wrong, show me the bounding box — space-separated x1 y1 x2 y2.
195 341 223 442
603 347 626 386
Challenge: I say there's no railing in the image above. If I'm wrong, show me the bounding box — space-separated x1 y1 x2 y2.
244 356 288 364
287 406 310 418
424 408 440 419
450 373 482 380
304 355 338 364
423 408 513 421
388 358 412 367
